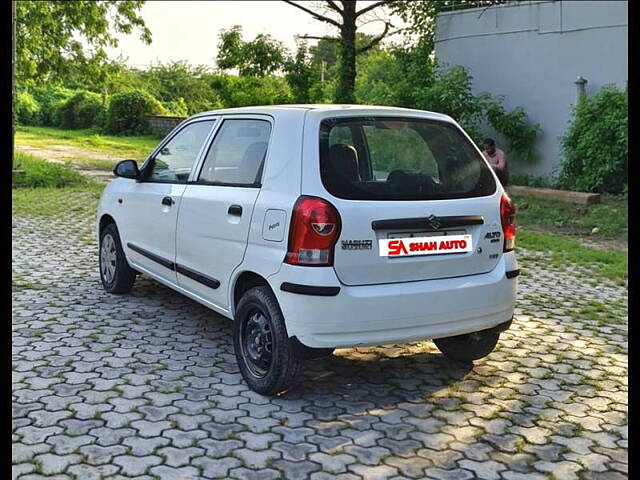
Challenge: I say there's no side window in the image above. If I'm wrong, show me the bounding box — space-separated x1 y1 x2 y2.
198 119 271 186
148 120 214 182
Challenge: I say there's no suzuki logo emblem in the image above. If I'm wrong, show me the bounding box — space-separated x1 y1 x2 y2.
427 214 441 230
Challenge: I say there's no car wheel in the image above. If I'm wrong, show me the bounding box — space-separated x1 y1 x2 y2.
233 286 301 395
99 223 136 294
434 328 500 362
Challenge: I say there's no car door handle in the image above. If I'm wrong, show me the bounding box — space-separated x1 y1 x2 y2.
161 196 174 206
228 204 242 216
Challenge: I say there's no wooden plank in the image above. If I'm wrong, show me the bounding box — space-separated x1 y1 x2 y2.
508 185 601 205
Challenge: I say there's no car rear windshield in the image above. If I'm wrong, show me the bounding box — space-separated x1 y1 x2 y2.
319 116 496 201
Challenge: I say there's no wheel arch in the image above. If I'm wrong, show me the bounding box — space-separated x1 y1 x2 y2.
231 270 276 317
99 213 117 236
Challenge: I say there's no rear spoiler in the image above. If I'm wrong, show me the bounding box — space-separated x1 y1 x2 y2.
371 215 484 231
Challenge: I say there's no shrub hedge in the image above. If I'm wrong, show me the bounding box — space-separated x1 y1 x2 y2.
15 91 41 125
30 86 76 126
56 91 106 129
558 85 628 194
105 90 166 135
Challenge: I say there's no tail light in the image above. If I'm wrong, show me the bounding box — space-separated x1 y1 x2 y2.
500 193 516 252
285 196 341 266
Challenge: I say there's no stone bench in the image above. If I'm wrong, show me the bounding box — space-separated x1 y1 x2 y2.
508 185 601 205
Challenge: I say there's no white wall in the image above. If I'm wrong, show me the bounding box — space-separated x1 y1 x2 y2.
435 1 628 177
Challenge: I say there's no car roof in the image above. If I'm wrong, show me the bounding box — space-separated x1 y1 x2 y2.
190 104 453 122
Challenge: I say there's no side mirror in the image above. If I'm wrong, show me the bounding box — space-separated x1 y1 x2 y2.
113 160 140 179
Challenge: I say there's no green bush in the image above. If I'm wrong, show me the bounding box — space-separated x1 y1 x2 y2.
162 97 189 116
354 50 398 106
485 100 540 163
30 86 76 126
105 90 166 135
210 74 291 108
15 91 41 125
56 91 106 129
13 152 88 188
139 62 222 114
557 85 627 194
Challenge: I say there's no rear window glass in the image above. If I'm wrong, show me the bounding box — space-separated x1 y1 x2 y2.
320 117 496 201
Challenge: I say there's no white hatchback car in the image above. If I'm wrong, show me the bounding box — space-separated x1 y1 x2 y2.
97 105 518 395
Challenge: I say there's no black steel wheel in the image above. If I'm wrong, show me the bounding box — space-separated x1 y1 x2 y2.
233 286 301 395
240 310 274 378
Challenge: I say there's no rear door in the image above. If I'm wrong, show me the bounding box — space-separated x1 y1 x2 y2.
175 116 272 311
310 114 504 286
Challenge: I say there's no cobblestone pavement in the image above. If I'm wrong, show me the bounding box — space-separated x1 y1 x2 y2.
13 191 628 480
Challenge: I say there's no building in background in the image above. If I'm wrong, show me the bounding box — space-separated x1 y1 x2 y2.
435 0 628 177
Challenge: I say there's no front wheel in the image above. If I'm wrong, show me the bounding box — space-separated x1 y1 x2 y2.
99 223 136 294
233 286 301 395
434 328 500 362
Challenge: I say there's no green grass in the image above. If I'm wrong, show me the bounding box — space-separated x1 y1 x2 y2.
577 299 625 324
512 194 627 240
517 229 627 283
15 125 161 165
12 183 104 218
13 152 89 188
511 173 556 189
67 158 122 171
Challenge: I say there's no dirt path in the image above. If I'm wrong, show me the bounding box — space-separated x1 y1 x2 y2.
578 236 628 253
15 144 118 182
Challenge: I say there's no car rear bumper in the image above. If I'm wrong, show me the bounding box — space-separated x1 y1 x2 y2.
270 253 518 349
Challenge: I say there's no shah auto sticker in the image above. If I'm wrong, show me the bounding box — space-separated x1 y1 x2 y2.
379 234 472 257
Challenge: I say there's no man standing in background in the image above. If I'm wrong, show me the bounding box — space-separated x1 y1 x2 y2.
482 138 509 186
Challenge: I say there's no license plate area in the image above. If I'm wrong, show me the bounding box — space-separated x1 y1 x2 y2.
387 230 466 239
380 230 472 257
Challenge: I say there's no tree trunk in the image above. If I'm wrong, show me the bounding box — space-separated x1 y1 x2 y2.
336 2 356 104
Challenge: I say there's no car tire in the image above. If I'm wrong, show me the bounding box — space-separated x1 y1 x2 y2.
99 223 136 294
434 328 500 362
233 286 301 395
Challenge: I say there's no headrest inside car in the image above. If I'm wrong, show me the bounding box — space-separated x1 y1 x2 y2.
328 144 360 182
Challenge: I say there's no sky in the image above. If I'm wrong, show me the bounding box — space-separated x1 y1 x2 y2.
104 1 407 69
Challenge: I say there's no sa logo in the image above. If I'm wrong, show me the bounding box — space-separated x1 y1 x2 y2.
388 239 408 256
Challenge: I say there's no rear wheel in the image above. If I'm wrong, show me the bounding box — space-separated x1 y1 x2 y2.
99 223 136 294
233 286 301 395
434 328 500 362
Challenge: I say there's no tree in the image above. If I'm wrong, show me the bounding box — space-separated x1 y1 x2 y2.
392 1 508 43
15 1 151 85
60 52 128 95
141 61 220 114
283 0 400 103
217 26 286 77
209 74 293 108
284 42 314 103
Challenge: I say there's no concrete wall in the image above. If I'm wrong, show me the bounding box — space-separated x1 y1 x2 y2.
145 115 186 137
435 1 628 177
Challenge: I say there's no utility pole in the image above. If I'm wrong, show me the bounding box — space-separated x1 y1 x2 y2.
321 60 325 83
575 76 588 103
